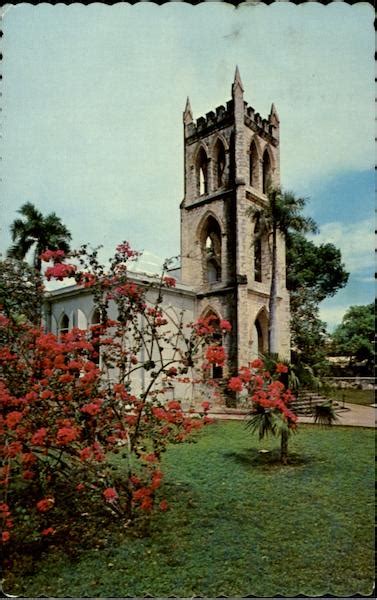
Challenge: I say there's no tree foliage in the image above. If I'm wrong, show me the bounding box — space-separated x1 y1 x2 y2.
286 232 348 373
0 258 44 325
286 232 349 302
248 187 317 354
1 242 226 556
330 303 374 373
7 202 72 272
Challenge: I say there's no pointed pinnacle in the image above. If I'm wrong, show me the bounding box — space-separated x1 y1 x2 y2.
270 103 280 123
233 65 244 93
183 96 193 124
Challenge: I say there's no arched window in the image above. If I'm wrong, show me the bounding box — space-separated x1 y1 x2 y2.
249 140 258 188
252 310 268 358
90 309 101 366
254 217 262 283
262 149 272 195
203 311 223 379
59 313 69 339
214 139 226 190
201 216 222 284
255 320 264 355
197 147 208 195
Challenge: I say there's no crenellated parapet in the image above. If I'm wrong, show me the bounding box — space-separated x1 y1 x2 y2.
185 100 234 140
185 97 279 146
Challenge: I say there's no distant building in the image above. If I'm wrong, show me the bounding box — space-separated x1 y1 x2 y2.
46 69 290 396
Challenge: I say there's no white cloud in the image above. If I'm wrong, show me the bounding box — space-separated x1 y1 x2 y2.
309 219 374 273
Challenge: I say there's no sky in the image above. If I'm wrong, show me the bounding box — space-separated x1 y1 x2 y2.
1 2 374 331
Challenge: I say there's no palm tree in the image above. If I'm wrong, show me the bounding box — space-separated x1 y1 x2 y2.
248 187 318 355
7 202 71 272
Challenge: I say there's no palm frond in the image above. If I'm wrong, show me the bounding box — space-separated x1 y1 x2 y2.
313 402 339 426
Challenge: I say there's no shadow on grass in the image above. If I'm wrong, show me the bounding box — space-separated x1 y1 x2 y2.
223 447 313 470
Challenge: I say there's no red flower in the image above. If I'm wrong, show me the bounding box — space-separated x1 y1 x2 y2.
163 276 176 288
201 401 211 412
167 400 181 411
276 362 288 374
219 319 231 332
41 527 55 536
103 487 118 502
250 358 264 370
205 345 226 366
144 453 157 463
76 483 85 491
159 499 169 511
79 447 92 461
6 441 23 457
228 377 243 393
56 426 79 446
5 411 23 429
36 497 55 512
140 497 153 511
81 402 102 416
2 531 10 543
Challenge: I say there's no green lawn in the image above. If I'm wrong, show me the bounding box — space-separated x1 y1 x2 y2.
7 422 375 597
330 387 375 406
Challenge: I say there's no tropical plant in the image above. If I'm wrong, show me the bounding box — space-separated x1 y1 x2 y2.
228 359 297 464
7 202 72 271
313 402 339 426
1 241 229 558
248 187 317 354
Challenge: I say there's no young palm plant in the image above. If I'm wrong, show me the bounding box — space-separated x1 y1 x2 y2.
313 401 339 426
246 403 294 465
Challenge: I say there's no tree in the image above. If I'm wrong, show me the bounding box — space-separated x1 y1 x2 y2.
1 241 224 556
7 202 72 272
248 188 317 354
0 258 43 325
331 304 374 374
286 232 349 302
286 233 349 373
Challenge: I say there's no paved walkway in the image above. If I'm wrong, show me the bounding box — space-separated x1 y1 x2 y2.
203 402 376 428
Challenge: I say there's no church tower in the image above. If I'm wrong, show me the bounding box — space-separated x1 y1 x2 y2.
180 69 290 371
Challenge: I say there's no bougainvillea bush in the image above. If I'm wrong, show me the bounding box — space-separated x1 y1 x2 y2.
1 243 230 559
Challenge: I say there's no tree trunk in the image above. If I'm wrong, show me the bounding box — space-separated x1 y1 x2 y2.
268 224 278 355
280 428 289 465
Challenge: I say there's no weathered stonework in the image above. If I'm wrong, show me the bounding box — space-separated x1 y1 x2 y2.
46 69 290 402
180 69 290 368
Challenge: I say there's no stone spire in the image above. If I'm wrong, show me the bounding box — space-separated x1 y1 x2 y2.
269 102 280 125
183 97 193 125
232 65 244 95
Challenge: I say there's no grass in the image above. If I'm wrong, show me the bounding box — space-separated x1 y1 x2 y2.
6 422 375 597
330 387 375 406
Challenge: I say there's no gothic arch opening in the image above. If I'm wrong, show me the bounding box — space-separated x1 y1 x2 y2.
196 146 208 195
252 309 268 357
213 138 226 190
262 149 272 195
90 308 101 366
200 215 222 284
249 139 259 188
254 216 262 282
59 313 69 339
201 308 223 379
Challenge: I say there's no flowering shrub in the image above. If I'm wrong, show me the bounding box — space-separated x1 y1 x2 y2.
1 243 230 554
227 359 297 464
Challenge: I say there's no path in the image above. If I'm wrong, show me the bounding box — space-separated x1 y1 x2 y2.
201 402 376 428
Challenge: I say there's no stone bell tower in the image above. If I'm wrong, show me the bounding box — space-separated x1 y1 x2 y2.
180 68 290 370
